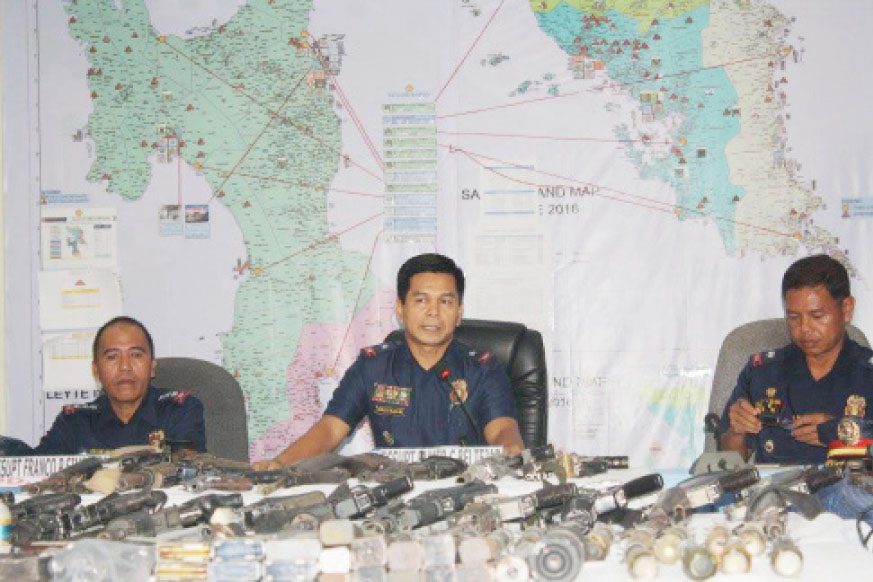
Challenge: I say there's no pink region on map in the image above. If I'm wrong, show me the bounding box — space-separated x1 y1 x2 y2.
249 288 396 460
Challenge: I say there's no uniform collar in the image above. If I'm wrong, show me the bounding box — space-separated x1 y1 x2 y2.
95 386 158 428
786 334 854 381
401 337 460 372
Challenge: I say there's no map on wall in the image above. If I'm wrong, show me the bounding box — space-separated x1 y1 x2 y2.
7 0 873 467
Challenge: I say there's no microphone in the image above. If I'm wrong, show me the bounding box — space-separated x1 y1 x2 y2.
704 413 725 451
434 361 484 446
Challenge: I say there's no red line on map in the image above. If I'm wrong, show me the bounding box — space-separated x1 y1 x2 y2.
160 40 384 184
207 70 309 203
444 143 798 239
438 130 670 145
435 0 506 103
438 51 780 120
200 166 384 199
261 211 384 272
332 230 383 370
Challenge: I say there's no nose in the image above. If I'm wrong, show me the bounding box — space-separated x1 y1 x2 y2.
119 352 133 370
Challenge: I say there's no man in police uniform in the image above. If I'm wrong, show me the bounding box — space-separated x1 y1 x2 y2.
33 316 207 454
720 255 873 463
257 254 524 468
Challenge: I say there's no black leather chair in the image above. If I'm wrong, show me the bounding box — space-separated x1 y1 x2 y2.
154 357 250 462
387 319 548 448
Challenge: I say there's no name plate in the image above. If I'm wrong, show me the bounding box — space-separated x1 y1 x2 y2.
372 446 501 464
0 455 97 487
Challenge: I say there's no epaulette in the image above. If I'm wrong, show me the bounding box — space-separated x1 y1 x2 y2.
361 342 400 358
158 390 191 405
62 403 100 416
861 354 873 370
468 349 496 367
750 349 783 368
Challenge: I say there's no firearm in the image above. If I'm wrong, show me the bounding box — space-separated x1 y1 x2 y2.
396 480 497 530
645 465 759 522
486 482 579 523
458 445 554 483
357 455 468 483
243 490 327 534
729 465 842 521
69 489 168 533
332 476 414 519
551 473 665 529
115 462 181 491
554 453 629 480
10 492 81 521
103 492 243 539
446 501 503 535
22 457 103 494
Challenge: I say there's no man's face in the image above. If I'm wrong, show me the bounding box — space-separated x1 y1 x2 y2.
395 272 463 351
92 322 156 407
784 284 854 359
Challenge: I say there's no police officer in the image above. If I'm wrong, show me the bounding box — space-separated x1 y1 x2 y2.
256 254 524 469
720 255 873 463
33 316 206 454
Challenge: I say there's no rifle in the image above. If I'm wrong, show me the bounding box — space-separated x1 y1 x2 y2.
243 490 327 534
332 476 414 519
457 445 555 483
357 455 468 483
395 480 497 530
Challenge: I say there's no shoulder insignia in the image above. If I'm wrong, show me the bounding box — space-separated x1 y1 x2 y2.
361 342 400 358
159 390 191 404
476 351 495 366
62 405 77 416
751 353 763 368
363 345 379 358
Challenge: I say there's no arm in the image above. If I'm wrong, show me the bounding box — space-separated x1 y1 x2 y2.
265 415 350 468
483 416 524 456
719 365 760 461
32 415 78 455
167 397 207 453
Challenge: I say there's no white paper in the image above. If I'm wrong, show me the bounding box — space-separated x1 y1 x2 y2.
40 207 118 270
41 331 99 390
38 269 122 330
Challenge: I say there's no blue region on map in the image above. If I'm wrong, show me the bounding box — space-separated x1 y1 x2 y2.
536 4 744 252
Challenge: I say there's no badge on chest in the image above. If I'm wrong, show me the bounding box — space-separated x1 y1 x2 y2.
372 383 411 416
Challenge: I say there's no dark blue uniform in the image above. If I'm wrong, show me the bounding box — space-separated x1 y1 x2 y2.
33 386 206 454
720 337 873 463
325 339 517 448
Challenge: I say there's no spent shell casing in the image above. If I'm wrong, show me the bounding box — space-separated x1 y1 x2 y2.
734 522 767 557
583 522 614 561
681 544 717 580
719 540 751 574
770 538 803 577
652 525 687 565
704 525 729 559
626 542 658 579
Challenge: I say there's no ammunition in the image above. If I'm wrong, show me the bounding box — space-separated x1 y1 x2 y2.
321 519 356 546
770 538 803 577
762 512 786 540
422 565 456 582
583 522 614 561
704 525 729 560
320 546 352 574
264 535 322 562
652 525 687 564
734 522 767 556
719 540 751 574
626 542 658 579
206 560 263 581
351 567 387 582
681 544 717 580
263 559 319 581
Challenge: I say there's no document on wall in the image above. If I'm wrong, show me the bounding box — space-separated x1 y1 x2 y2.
38 269 122 330
40 207 118 270
42 331 99 390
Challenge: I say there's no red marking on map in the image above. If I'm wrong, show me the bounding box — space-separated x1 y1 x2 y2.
248 288 396 461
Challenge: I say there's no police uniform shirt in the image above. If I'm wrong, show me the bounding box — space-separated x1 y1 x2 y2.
720 337 873 464
324 339 517 447
33 386 207 455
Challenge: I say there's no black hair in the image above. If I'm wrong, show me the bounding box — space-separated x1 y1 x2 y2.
397 253 465 303
92 316 155 361
781 254 851 301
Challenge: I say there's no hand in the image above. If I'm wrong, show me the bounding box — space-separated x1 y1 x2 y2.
252 459 282 471
727 398 762 435
791 413 833 447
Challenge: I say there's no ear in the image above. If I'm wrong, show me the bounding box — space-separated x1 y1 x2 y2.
457 302 464 326
394 298 404 328
150 359 157 379
843 296 856 323
91 361 99 382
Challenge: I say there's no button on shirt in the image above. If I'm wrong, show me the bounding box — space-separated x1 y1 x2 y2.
720 337 873 464
325 339 517 448
33 386 206 454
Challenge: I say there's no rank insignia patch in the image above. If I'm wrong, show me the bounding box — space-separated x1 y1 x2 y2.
764 439 775 453
845 395 866 417
751 353 763 367
372 383 411 407
382 431 395 445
